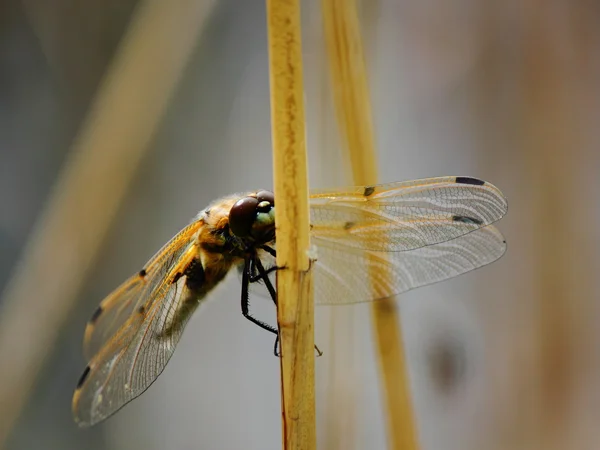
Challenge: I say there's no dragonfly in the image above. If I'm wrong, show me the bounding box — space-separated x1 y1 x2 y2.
72 176 507 427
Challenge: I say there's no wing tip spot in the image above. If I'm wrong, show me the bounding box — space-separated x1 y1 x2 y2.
139 269 147 277
363 186 375 196
455 176 485 186
90 306 103 324
76 365 91 389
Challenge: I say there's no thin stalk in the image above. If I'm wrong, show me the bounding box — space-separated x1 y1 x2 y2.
522 3 585 447
266 1 316 449
0 0 215 446
321 0 420 449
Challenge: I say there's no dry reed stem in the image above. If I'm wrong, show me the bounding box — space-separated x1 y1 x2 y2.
0 1 215 446
266 1 316 449
523 5 585 448
322 0 420 448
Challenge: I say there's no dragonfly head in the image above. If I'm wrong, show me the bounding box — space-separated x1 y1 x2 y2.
229 190 275 245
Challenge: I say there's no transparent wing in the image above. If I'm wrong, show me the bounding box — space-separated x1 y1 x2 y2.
82 276 145 361
82 221 202 360
73 222 202 427
309 176 507 252
313 224 506 305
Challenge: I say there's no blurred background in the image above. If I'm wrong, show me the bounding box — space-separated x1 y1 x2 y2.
1 0 599 449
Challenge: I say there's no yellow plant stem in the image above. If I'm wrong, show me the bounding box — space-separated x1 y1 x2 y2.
266 1 316 449
322 0 420 448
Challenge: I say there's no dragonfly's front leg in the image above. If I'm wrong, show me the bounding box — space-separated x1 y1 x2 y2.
240 255 279 356
252 257 278 306
253 256 322 357
248 265 279 284
252 256 280 356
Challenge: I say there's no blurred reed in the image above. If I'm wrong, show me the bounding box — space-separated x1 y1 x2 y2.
321 0 420 449
523 4 590 449
0 0 215 446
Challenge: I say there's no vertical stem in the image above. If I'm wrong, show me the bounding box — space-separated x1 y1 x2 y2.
266 1 315 449
322 0 420 449
522 3 587 448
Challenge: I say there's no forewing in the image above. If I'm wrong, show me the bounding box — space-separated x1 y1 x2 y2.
313 225 506 305
83 276 145 361
73 221 202 427
82 222 202 360
309 176 507 252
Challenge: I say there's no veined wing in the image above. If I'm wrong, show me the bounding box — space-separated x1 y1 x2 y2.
73 221 203 427
308 176 507 304
313 225 506 305
82 221 202 360
309 176 507 252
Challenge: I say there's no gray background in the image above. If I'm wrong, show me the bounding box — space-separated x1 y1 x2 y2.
1 0 599 449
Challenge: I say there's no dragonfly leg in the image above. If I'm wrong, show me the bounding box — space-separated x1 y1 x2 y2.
314 344 323 357
248 264 280 283
252 257 281 356
240 256 279 342
254 257 278 306
260 245 276 257
252 258 281 356
254 256 323 357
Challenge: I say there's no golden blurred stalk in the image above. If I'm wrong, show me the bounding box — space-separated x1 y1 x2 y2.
266 1 316 449
0 0 215 446
523 5 585 448
322 0 420 448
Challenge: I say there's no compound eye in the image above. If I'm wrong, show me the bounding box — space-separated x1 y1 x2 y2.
256 190 274 207
229 197 259 237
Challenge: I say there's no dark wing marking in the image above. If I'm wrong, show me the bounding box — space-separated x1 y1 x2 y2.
73 221 203 426
309 176 507 252
308 176 507 304
82 222 202 360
